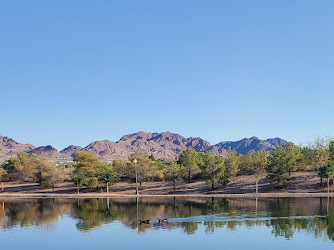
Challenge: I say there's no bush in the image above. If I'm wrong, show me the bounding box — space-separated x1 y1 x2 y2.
87 177 98 188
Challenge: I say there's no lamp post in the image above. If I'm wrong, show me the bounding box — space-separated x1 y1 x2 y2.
133 159 139 195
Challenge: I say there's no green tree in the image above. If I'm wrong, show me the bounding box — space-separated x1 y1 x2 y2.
300 143 329 171
98 165 118 193
27 154 63 190
300 146 315 169
72 151 103 193
149 154 156 161
30 154 54 183
112 159 130 179
221 151 242 185
149 160 167 181
164 160 184 190
200 151 225 190
73 151 101 163
179 148 200 183
128 150 151 184
313 135 333 149
243 150 269 194
319 163 328 189
40 163 63 191
314 148 329 170
266 142 302 188
308 135 332 170
318 161 334 194
2 153 61 186
329 141 334 161
2 157 21 180
15 152 37 181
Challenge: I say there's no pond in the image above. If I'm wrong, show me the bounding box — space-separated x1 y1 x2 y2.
0 197 333 249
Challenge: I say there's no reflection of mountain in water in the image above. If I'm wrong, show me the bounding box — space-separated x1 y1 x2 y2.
0 197 334 241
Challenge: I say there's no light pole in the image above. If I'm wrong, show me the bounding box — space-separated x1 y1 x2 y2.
133 159 139 195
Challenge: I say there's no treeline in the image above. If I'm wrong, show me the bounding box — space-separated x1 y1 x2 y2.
1 151 118 193
1 136 334 192
2 152 63 190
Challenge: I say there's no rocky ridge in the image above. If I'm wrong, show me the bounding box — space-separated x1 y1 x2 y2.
0 131 287 163
0 136 35 162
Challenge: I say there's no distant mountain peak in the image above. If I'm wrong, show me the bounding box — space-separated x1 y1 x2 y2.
250 136 259 140
27 145 61 160
60 145 83 156
213 136 287 155
0 135 35 162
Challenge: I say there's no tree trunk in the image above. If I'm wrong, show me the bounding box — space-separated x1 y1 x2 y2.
256 178 259 195
107 182 109 193
173 181 176 191
77 183 80 194
211 181 214 190
328 178 330 194
188 169 191 183
321 178 324 191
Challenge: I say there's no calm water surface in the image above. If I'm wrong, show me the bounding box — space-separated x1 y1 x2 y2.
0 197 334 249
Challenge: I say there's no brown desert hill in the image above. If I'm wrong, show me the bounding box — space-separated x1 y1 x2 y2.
0 136 35 162
213 136 286 155
81 131 285 161
0 131 287 163
60 145 83 157
115 131 217 160
83 140 127 162
117 131 194 159
186 137 214 153
82 131 190 161
27 145 64 161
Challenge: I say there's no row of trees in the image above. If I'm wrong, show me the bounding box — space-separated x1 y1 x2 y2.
1 151 118 193
2 136 334 193
176 148 269 191
2 152 63 190
165 138 334 191
111 149 248 190
111 148 269 191
268 140 334 190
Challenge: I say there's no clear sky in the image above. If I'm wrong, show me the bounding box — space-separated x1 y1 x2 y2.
1 0 334 150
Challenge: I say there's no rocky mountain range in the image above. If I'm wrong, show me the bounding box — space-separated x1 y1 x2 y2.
0 132 287 163
0 136 35 163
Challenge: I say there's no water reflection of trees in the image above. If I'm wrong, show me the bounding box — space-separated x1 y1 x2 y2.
0 197 334 241
72 198 118 232
2 199 72 228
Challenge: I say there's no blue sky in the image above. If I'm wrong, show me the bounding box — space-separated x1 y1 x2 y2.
1 0 334 150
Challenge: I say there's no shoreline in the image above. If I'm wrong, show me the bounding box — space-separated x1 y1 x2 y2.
0 192 334 199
